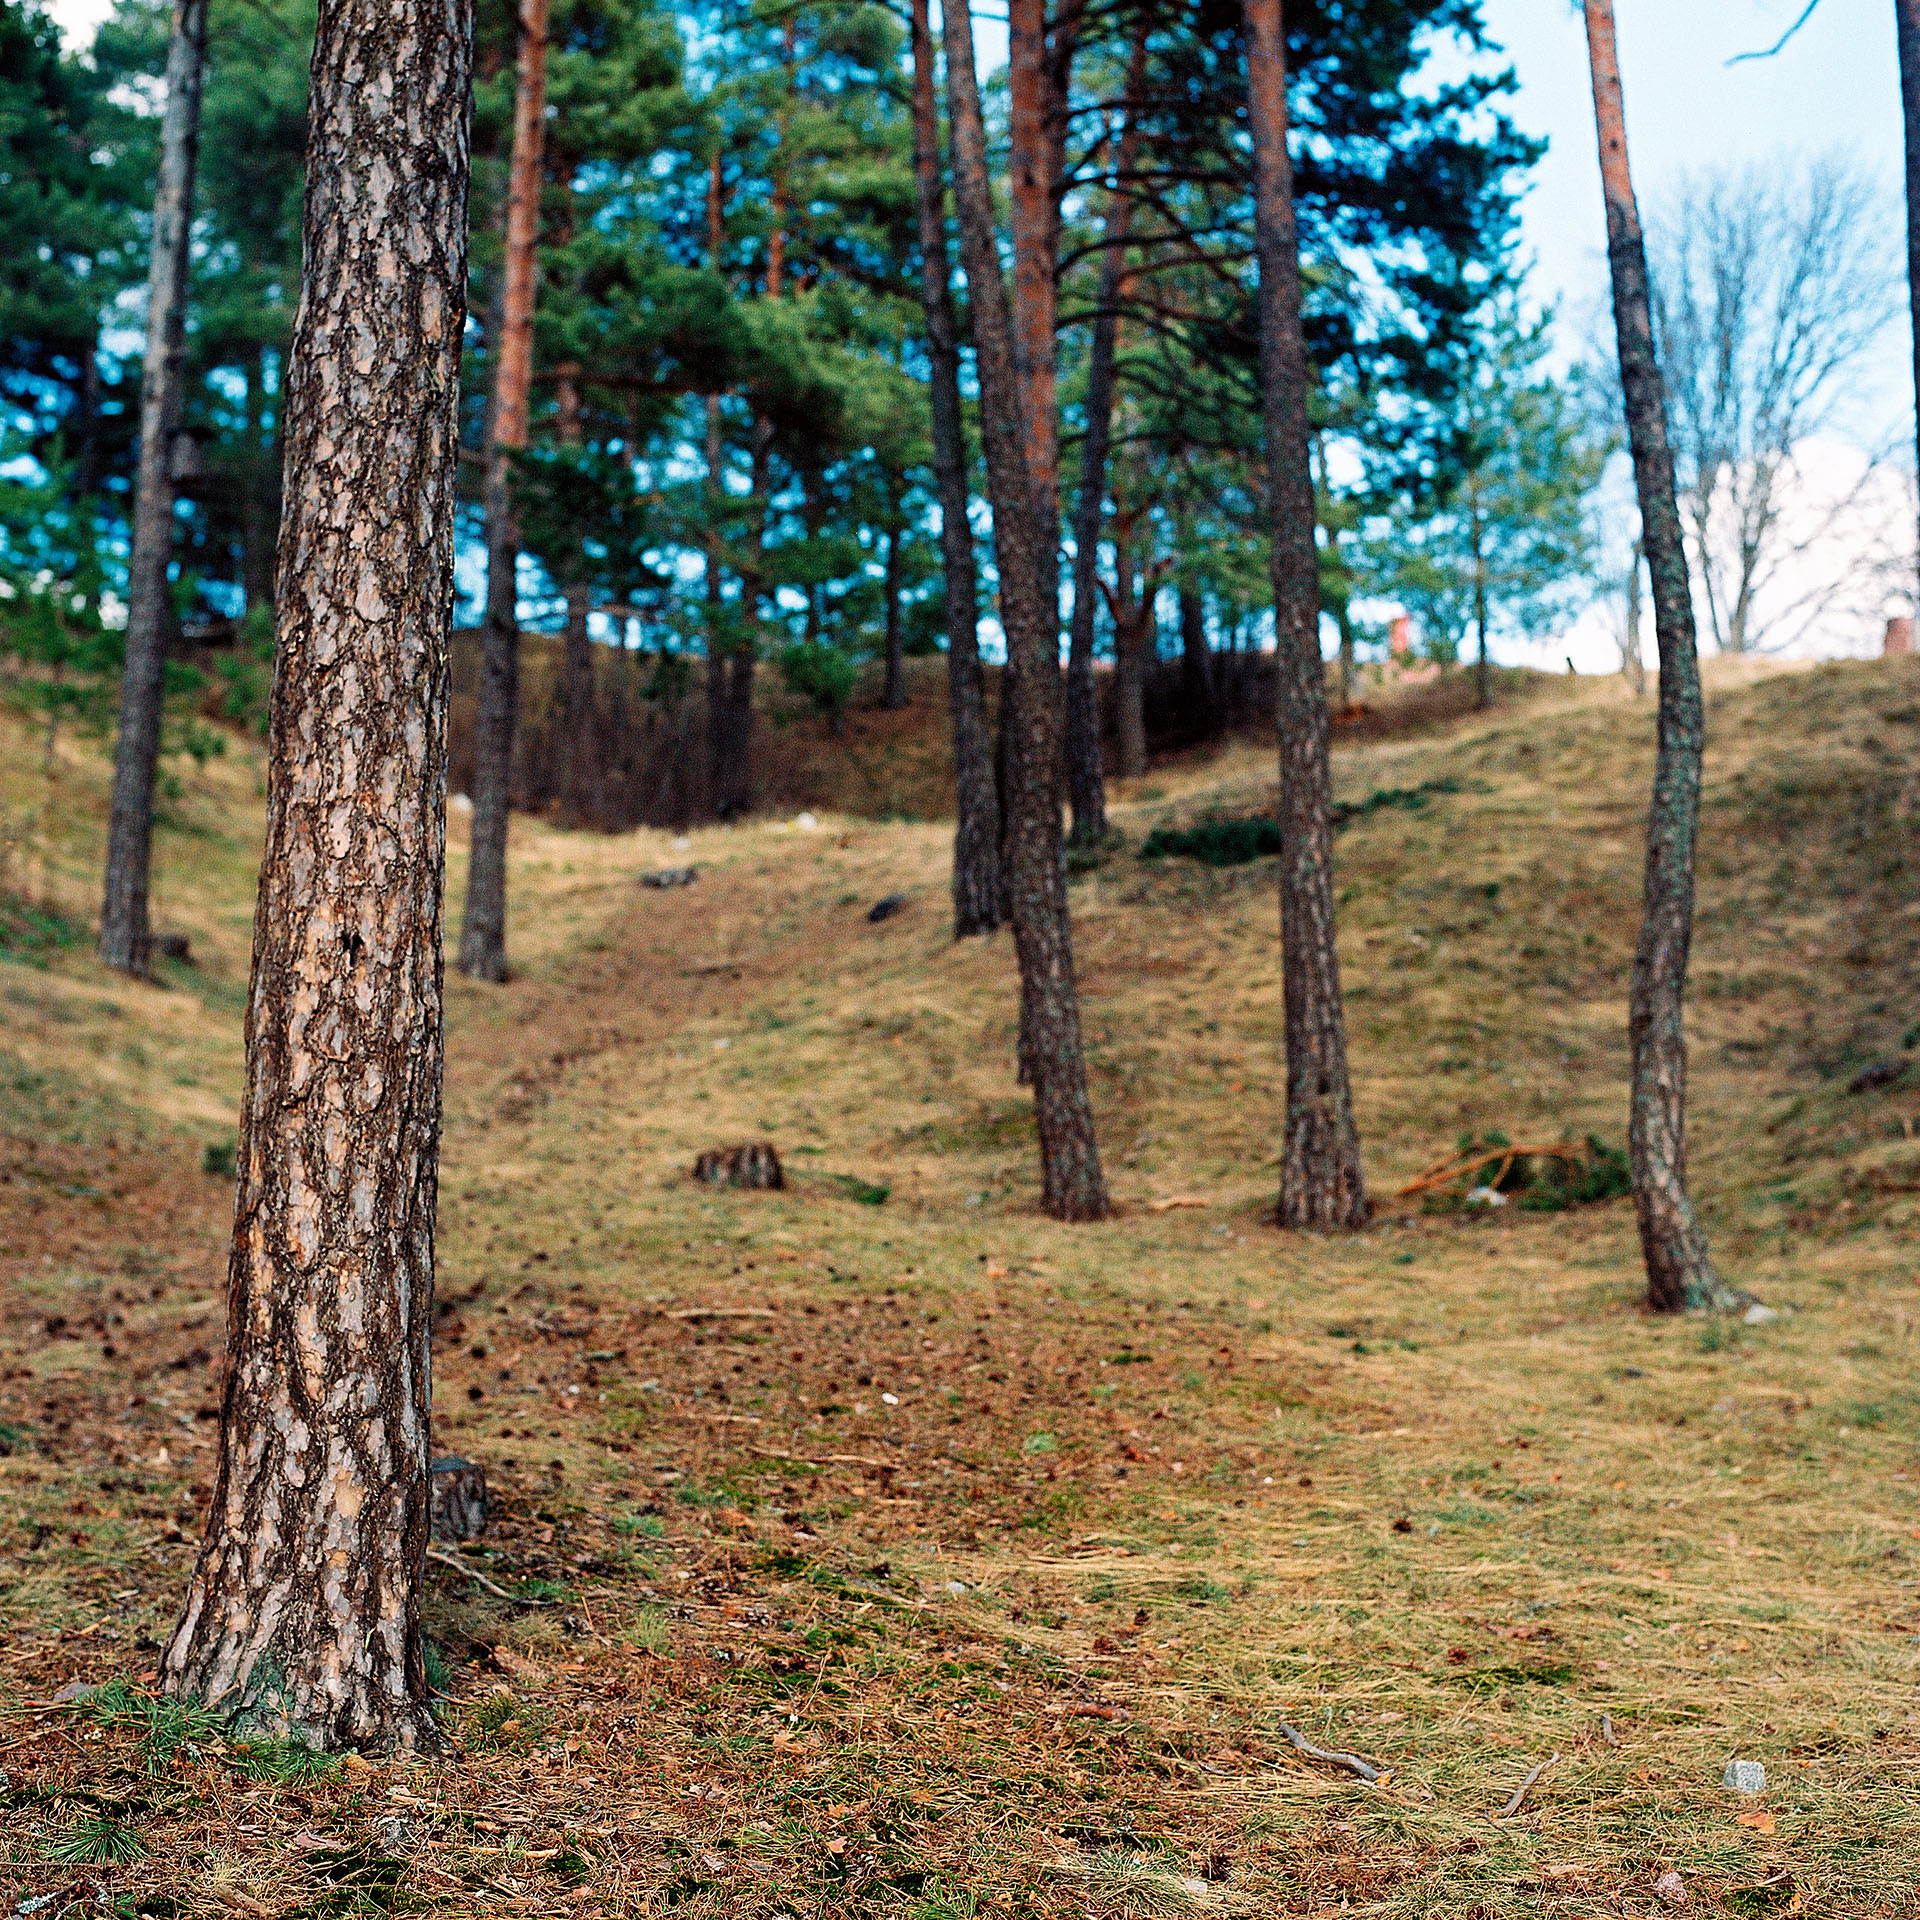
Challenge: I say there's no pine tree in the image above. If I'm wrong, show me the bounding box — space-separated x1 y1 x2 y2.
1245 0 1366 1230
1582 0 1735 1314
99 0 209 977
161 0 474 1746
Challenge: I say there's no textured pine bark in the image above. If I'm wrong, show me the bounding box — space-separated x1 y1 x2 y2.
161 0 473 1750
459 0 549 982
1244 0 1367 1231
908 0 1002 938
1178 585 1215 736
99 0 208 977
1583 0 1732 1314
946 0 1107 1221
1898 0 1920 586
1064 31 1145 846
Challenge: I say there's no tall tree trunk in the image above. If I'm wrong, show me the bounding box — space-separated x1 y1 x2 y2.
1064 29 1146 844
998 0 1078 892
555 363 596 824
241 343 276 617
1244 0 1367 1231
1179 583 1214 735
459 0 549 981
1111 512 1148 779
703 158 729 817
908 0 1001 936
160 0 472 1750
945 0 1107 1221
882 507 905 710
1583 0 1733 1313
99 0 208 977
1623 536 1646 695
1472 489 1491 709
1900 0 1920 599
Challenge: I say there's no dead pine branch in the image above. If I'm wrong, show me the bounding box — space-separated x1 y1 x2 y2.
1274 1721 1382 1782
426 1546 518 1602
1396 1142 1586 1200
1492 1752 1559 1819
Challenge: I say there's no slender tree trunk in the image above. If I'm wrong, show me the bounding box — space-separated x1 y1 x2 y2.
1624 536 1647 694
998 0 1077 892
1244 0 1367 1231
1900 0 1920 598
1472 492 1491 709
100 0 208 977
241 343 276 617
1179 583 1215 735
908 0 1001 936
1065 29 1146 845
1584 0 1733 1313
555 364 596 824
1332 593 1356 710
703 159 729 817
1110 507 1148 778
882 510 905 709
160 0 473 1750
459 0 548 981
946 0 1107 1221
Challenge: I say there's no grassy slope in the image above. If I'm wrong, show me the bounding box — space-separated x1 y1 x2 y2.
1 658 1919 1916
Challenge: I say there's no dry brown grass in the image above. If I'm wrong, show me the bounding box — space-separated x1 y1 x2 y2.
3 657 1920 1916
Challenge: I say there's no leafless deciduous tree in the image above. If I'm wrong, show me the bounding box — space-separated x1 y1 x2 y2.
1647 155 1899 653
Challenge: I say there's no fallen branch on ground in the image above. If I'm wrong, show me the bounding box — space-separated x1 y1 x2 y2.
1274 1721 1382 1782
427 1547 516 1602
1493 1752 1559 1818
1397 1143 1585 1200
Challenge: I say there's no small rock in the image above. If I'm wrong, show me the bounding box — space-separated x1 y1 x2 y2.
867 893 908 923
795 813 818 831
17 1896 58 1917
1653 1869 1687 1905
50 1679 93 1705
370 1814 421 1856
429 1457 488 1542
672 834 693 850
1848 1058 1906 1095
691 1142 784 1190
1723 1758 1767 1794
641 865 697 889
1464 1184 1508 1207
450 792 473 814
1742 1303 1779 1326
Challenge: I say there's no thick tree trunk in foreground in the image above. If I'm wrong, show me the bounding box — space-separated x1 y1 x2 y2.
1898 0 1920 593
909 0 1002 936
946 0 1107 1220
1064 32 1146 845
1584 0 1732 1313
1245 0 1367 1231
99 0 208 976
161 0 473 1750
459 0 549 981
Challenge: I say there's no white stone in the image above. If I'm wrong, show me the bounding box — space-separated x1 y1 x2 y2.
1742 1304 1779 1325
1723 1759 1767 1794
796 812 818 831
1654 1869 1688 1905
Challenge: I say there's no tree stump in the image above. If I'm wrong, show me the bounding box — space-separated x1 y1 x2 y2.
691 1143 784 1189
429 1457 488 1542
